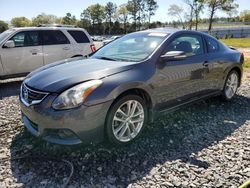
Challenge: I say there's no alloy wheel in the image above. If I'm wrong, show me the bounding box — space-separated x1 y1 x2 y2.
225 72 239 99
112 100 145 142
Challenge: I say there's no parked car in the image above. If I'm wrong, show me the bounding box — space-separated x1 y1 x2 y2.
92 35 105 41
20 28 244 145
0 25 96 79
103 35 121 45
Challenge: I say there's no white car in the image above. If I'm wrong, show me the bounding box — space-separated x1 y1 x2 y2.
0 26 96 79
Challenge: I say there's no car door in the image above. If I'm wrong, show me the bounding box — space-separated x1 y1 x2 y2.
42 30 72 65
154 34 208 109
1 30 43 75
202 37 226 91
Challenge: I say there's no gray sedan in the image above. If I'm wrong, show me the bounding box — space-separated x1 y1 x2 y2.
20 28 244 145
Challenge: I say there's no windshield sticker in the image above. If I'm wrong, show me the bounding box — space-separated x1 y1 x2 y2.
148 33 168 37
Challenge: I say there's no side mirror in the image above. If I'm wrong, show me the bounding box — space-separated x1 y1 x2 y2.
3 40 15 48
160 51 186 61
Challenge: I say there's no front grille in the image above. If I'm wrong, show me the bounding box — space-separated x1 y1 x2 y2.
21 84 49 106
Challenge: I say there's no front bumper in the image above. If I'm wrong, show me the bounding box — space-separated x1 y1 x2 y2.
20 94 113 145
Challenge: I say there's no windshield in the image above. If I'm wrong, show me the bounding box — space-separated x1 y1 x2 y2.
92 32 168 62
0 29 15 43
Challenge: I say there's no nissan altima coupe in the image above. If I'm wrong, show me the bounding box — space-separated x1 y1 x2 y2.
20 28 244 145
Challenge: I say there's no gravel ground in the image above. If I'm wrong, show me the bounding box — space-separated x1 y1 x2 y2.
0 70 250 188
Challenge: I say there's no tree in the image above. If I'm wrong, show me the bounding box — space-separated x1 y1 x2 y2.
240 10 250 22
0 20 8 33
117 4 129 33
168 4 186 29
81 9 91 22
127 0 140 31
86 4 105 25
83 4 105 34
150 21 163 28
127 0 146 31
144 0 158 27
62 13 77 25
137 0 147 30
105 2 117 34
79 10 92 29
11 17 31 27
32 13 60 26
205 0 238 31
193 0 204 30
184 0 204 30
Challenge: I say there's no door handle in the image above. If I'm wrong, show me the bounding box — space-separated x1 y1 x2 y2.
203 61 209 67
63 47 70 50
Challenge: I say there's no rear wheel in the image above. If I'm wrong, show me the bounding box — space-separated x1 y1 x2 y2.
222 70 239 101
106 95 147 145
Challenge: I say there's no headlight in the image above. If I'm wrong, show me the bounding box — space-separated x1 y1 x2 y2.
52 80 103 110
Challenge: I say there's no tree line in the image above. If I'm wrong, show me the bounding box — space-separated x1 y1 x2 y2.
1 0 250 34
169 0 239 31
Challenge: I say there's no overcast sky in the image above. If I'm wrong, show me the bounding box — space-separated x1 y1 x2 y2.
0 0 249 22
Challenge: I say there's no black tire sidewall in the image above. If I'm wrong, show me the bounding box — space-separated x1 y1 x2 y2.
222 70 239 101
105 95 148 145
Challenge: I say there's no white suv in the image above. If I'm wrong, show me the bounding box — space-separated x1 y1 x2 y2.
0 26 96 79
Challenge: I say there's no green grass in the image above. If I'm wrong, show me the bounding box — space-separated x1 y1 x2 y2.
220 38 250 48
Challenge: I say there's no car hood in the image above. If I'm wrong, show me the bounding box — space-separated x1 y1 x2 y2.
24 58 136 93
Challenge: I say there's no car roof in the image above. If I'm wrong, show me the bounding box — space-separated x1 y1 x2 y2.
135 28 180 36
10 27 87 31
138 28 211 37
143 27 180 34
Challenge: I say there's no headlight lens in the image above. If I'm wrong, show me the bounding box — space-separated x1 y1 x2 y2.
52 80 102 110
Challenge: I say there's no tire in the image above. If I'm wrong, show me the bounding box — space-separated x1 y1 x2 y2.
221 70 239 101
105 95 148 145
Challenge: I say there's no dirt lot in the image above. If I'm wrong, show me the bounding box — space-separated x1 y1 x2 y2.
0 70 250 187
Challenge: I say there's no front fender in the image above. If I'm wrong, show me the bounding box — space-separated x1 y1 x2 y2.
84 63 156 107
104 80 155 104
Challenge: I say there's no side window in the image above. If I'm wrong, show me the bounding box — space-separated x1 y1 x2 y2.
42 30 70 45
67 30 90 43
11 31 40 47
207 37 219 53
166 35 204 57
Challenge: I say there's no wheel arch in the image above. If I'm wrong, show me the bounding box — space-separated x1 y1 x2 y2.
106 87 154 124
229 66 242 86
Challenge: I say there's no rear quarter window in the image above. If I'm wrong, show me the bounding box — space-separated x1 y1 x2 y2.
42 30 70 45
67 30 90 43
206 37 220 53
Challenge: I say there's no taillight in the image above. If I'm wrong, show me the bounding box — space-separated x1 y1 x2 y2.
240 53 244 64
90 44 96 52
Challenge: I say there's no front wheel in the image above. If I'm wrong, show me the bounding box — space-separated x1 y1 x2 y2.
222 70 239 101
105 95 148 145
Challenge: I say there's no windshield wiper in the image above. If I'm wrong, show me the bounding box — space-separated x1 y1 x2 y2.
96 56 117 61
